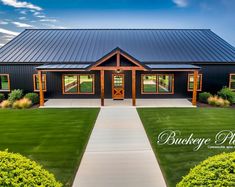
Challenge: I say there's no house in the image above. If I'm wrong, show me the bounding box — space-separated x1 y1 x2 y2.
0 29 235 106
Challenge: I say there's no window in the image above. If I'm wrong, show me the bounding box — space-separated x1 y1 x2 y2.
79 75 94 93
0 74 10 91
230 74 235 90
188 74 202 91
142 75 157 93
62 74 94 94
158 75 173 93
141 74 174 94
33 74 47 91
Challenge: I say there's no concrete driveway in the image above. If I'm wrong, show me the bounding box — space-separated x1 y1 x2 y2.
72 108 166 187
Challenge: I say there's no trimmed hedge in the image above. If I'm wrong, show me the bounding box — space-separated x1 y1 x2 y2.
177 152 235 186
0 150 62 186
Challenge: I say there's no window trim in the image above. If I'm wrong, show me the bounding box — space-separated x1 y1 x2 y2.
229 73 235 91
0 74 10 92
33 74 47 92
62 74 95 95
187 73 202 92
141 74 174 95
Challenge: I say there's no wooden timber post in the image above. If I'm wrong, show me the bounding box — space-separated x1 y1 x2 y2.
132 70 136 106
100 69 105 106
192 70 198 106
38 70 44 107
117 51 120 67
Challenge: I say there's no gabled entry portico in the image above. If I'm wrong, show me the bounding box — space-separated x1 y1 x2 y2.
89 47 148 106
36 48 201 107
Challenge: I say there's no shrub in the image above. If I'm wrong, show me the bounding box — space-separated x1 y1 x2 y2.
207 96 217 106
8 89 23 102
12 100 21 109
0 100 11 108
12 98 32 109
0 150 62 186
198 92 212 103
24 92 39 104
208 96 230 107
177 152 235 187
218 87 235 104
0 93 4 103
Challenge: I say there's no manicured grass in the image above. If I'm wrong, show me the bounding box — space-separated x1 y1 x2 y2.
0 108 99 186
137 108 235 187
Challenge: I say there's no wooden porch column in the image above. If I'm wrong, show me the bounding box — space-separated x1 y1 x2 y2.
192 70 198 106
38 70 44 107
132 70 136 106
100 70 104 106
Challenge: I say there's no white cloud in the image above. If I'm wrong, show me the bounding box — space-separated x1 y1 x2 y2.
35 15 45 18
2 34 15 39
33 11 40 15
39 18 57 22
1 0 42 11
0 28 19 35
19 16 26 20
12 21 33 28
0 43 5 47
173 0 188 7
19 10 27 14
0 21 8 25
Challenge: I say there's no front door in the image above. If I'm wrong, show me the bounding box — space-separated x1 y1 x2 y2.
112 74 125 100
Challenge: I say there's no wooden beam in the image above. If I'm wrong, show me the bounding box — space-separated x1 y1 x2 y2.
38 70 44 107
192 70 198 106
89 51 117 70
100 70 104 106
91 66 145 71
132 70 136 106
117 51 120 67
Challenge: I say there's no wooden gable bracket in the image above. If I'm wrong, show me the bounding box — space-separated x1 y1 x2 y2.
89 48 148 71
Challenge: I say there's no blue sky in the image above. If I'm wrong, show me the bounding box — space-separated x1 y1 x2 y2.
0 0 235 47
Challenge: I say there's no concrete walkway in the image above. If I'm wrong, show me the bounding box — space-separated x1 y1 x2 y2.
72 108 166 187
43 98 194 108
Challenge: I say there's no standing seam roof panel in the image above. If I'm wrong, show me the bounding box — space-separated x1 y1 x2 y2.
0 30 29 58
32 30 62 62
53 30 77 62
190 30 229 61
187 31 219 62
29 30 60 62
204 30 235 59
1 29 235 63
43 31 71 62
62 31 80 62
47 31 73 62
18 30 53 62
3 30 43 62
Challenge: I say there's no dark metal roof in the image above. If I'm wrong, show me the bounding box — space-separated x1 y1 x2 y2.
36 64 90 70
0 29 235 64
146 64 201 69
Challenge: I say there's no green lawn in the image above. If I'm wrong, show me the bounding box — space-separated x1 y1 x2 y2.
137 108 235 187
0 108 99 186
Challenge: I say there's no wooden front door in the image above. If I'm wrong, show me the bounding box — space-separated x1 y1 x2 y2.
112 74 125 100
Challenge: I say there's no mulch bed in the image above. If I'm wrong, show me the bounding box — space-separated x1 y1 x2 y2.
197 102 235 108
